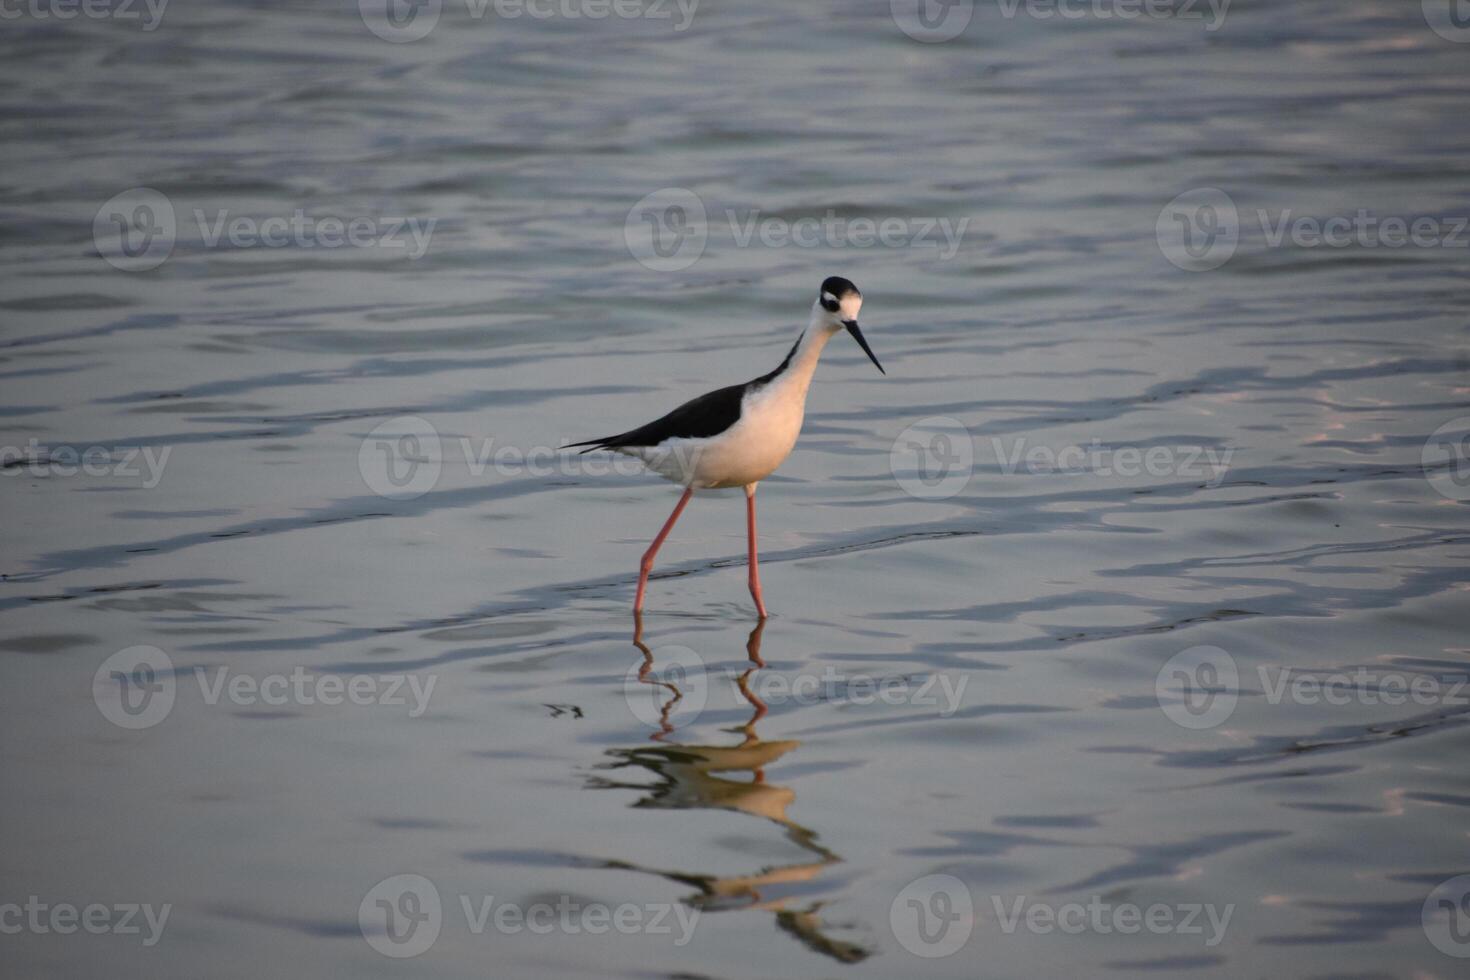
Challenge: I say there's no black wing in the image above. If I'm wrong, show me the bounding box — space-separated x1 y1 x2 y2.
565 383 747 454
565 333 802 454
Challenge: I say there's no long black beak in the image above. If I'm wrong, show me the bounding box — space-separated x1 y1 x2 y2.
843 320 885 375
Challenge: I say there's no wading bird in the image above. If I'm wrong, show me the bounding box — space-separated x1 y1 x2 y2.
567 277 884 617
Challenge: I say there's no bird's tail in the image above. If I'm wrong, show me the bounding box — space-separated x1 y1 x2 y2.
563 435 624 455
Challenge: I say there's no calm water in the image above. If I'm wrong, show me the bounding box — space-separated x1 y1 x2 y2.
4 1 1470 976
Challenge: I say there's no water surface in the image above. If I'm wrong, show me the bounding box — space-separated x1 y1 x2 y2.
3 1 1470 976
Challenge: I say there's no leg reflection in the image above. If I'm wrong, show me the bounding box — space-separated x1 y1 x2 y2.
588 617 870 964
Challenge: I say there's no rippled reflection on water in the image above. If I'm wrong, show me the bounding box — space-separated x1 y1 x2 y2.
3 1 1470 977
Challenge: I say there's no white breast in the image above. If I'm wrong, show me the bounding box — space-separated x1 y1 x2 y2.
627 377 809 490
623 326 834 490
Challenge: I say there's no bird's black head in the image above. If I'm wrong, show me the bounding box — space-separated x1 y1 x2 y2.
818 276 861 313
813 276 883 375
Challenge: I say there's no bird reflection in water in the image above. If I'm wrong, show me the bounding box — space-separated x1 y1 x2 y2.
585 616 870 965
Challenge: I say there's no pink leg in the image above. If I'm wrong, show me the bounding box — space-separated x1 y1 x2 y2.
745 485 768 619
634 487 694 614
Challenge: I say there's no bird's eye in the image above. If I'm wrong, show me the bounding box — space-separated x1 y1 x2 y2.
820 292 840 312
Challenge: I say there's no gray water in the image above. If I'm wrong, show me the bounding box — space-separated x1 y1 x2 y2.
4 1 1470 977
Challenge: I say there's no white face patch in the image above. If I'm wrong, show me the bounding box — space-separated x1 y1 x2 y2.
839 292 863 322
821 291 838 306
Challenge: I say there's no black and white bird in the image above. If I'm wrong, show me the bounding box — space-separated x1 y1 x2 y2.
567 276 885 618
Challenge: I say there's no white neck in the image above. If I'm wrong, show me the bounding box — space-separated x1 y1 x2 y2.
769 319 835 402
